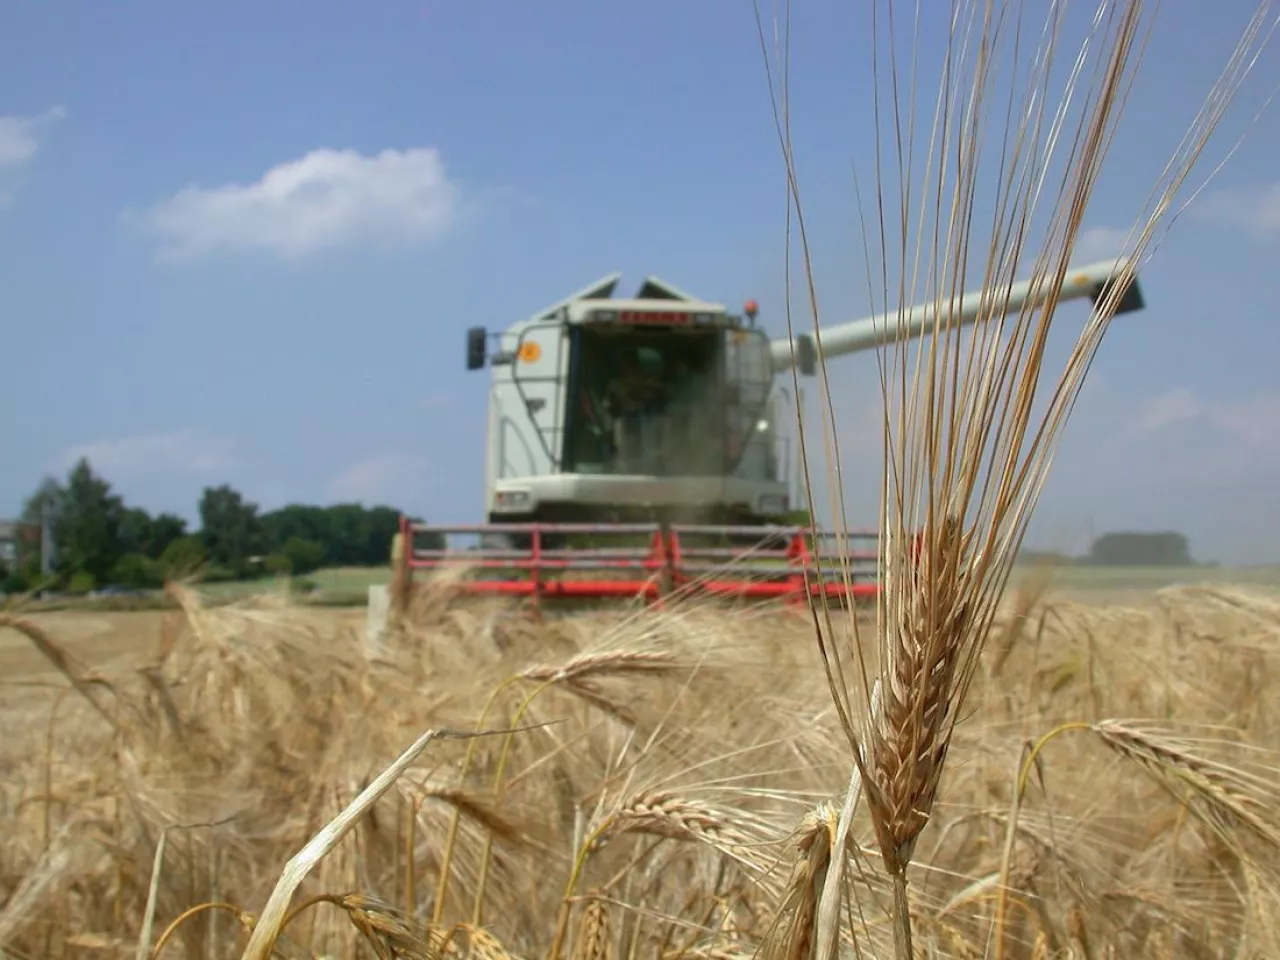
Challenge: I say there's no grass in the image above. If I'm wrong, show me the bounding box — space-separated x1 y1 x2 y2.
11 561 1280 617
202 566 394 599
1009 562 1280 592
334 559 1280 596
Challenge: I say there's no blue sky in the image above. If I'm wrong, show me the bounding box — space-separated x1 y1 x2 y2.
2 1 1279 564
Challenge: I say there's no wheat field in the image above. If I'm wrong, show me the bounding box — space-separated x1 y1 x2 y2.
2 575 1279 959
4 1 1278 956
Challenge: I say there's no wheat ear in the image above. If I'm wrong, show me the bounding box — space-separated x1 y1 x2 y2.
759 0 1278 957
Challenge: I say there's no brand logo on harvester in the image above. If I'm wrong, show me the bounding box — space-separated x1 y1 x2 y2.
619 310 691 325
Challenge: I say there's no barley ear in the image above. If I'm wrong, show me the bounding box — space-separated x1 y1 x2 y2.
757 1 1278 957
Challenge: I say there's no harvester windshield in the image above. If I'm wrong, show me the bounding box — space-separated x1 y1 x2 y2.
564 324 773 479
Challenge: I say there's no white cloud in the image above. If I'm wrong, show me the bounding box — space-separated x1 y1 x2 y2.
0 106 66 200
129 146 463 261
1073 225 1134 261
1130 388 1203 436
325 453 429 504
1208 390 1280 456
0 106 65 168
57 430 235 479
1116 387 1280 477
1192 181 1280 240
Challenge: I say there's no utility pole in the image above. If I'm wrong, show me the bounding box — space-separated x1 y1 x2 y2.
40 497 55 577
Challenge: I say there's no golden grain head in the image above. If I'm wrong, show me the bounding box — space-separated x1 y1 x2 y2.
4 6 1278 960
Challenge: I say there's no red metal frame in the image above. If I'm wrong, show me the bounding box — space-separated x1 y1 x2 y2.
395 516 880 608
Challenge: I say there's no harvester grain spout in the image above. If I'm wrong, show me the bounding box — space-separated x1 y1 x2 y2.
769 257 1144 375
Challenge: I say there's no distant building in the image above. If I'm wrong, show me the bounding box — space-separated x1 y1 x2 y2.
0 520 17 568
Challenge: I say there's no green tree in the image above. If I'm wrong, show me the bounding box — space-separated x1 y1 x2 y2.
324 503 369 565
261 504 330 555
257 502 424 566
363 505 408 561
1085 531 1194 567
55 459 125 583
119 509 189 560
198 484 265 572
148 513 189 559
119 508 154 557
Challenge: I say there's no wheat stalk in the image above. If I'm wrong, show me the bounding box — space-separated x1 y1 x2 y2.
521 651 679 684
759 804 835 960
758 0 1279 956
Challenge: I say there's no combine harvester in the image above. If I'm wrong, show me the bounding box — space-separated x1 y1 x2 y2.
379 258 1145 629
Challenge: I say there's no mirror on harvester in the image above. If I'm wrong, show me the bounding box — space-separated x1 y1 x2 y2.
466 326 487 370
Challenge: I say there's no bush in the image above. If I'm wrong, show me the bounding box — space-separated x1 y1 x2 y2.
3 568 28 594
110 553 164 589
281 537 326 575
66 571 96 595
200 564 240 583
263 553 292 576
160 536 208 578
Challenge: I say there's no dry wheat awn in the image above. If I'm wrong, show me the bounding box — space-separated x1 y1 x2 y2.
757 0 1279 956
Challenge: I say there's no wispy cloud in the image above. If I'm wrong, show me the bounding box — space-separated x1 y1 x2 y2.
1120 387 1280 476
0 105 66 200
127 146 464 261
325 453 429 504
1192 181 1280 240
1130 388 1203 436
1073 224 1135 261
1209 390 1280 456
57 430 235 479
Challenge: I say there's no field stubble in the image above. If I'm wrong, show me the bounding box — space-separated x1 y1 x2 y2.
1 575 1279 959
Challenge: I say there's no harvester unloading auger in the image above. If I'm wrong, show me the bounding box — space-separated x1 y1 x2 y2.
390 259 1146 611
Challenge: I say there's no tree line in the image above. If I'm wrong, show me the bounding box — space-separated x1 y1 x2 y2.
1021 530 1202 567
2 457 430 594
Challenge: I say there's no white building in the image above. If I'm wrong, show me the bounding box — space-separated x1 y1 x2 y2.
0 520 17 568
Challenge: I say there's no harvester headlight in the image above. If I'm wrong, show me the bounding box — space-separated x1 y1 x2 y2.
494 489 533 511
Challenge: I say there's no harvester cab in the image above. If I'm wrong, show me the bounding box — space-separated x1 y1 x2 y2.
467 274 789 531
